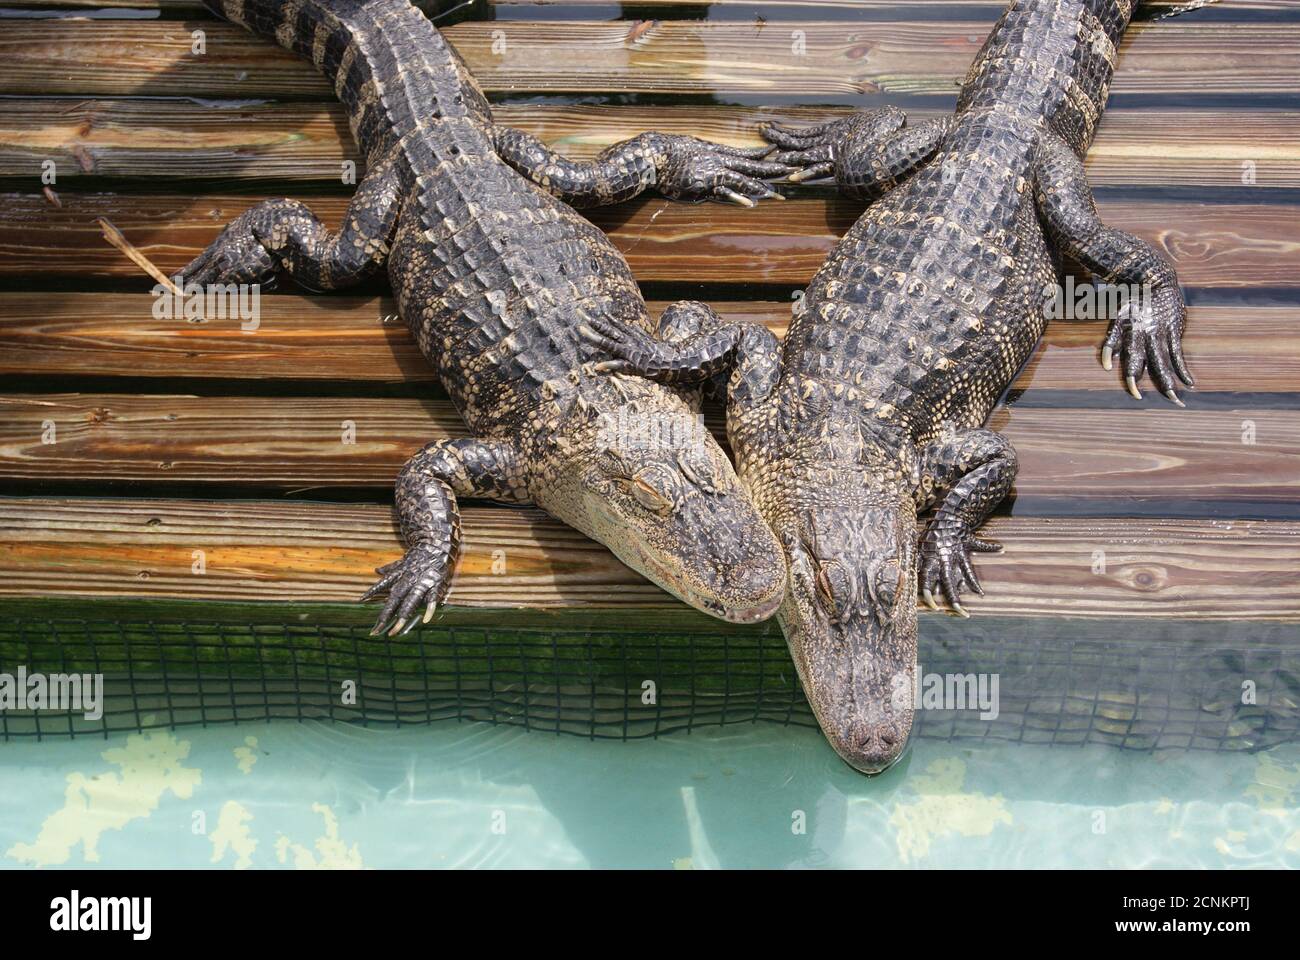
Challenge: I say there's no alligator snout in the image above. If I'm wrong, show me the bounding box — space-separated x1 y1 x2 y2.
717 554 787 622
842 714 912 775
772 497 920 775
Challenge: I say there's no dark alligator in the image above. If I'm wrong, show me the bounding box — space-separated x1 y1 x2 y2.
584 0 1194 772
182 0 794 632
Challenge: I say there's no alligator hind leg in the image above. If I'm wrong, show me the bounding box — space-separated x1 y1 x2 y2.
763 108 948 200
362 438 529 637
181 148 402 291
1033 132 1194 404
913 427 1017 617
492 127 791 208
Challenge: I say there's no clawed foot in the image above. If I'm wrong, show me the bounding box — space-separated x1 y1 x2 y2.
919 521 1002 618
578 315 669 377
655 135 792 206
179 207 280 288
761 107 906 182
1101 283 1194 406
359 541 453 637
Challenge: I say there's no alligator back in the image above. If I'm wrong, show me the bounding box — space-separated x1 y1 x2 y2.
782 0 1133 445
208 0 661 442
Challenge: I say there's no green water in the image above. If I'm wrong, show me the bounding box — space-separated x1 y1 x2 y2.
0 720 1296 868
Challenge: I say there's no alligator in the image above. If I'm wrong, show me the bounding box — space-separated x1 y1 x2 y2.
181 0 795 633
583 0 1194 772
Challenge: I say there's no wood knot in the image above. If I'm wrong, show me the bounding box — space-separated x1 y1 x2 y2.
1121 564 1168 593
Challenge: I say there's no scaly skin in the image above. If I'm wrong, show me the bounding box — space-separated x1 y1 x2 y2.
585 0 1194 772
183 0 794 632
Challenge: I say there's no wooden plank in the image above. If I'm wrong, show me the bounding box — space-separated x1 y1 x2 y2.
5 100 1294 189
0 19 1290 98
0 293 1290 394
2 497 1297 620
2 190 1293 288
1 393 1294 503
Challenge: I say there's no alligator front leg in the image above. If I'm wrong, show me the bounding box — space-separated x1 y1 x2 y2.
580 301 782 417
1034 132 1194 404
492 128 791 208
914 427 1017 617
180 147 402 291
763 108 949 200
362 438 529 637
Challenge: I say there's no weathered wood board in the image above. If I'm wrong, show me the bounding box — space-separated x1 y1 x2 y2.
0 0 1295 631
3 499 1297 621
0 393 1294 507
2 295 1291 394
0 18 1291 98
3 192 1294 288
4 101 1293 188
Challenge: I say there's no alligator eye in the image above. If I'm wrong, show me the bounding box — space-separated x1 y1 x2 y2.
628 466 677 516
875 558 903 611
815 560 849 619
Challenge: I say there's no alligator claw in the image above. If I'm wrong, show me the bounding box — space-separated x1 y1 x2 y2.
716 187 756 208
654 134 792 205
760 108 906 184
1102 288 1193 404
579 316 664 375
362 542 451 637
787 162 835 183
919 522 999 616
179 207 280 288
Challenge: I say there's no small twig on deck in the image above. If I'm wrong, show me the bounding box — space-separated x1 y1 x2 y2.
626 20 657 45
96 217 182 297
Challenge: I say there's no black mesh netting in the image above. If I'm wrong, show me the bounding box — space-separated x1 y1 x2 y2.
0 613 1296 752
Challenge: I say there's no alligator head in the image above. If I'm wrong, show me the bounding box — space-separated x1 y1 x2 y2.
545 394 787 625
771 484 919 774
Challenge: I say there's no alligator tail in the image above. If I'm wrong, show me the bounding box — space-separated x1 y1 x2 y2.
202 0 491 158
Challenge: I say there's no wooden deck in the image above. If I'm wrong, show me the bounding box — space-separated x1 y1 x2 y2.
2 0 1298 634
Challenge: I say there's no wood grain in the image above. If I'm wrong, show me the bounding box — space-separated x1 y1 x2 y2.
1 393 1294 503
3 191 1294 287
0 19 1290 98
0 293 1292 394
4 99 1293 188
3 497 1297 620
